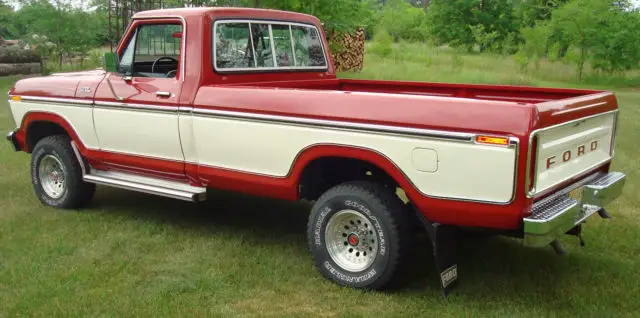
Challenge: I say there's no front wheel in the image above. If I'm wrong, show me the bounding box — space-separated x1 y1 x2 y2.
306 181 412 290
30 135 95 209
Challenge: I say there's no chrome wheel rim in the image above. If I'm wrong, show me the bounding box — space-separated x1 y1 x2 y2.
325 209 379 272
38 154 66 199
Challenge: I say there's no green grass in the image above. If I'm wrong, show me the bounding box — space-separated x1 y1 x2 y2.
1 44 640 316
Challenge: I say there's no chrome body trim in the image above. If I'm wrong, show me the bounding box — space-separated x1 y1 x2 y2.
124 15 187 82
523 171 625 247
70 140 88 175
105 72 125 101
17 95 93 106
212 19 329 72
83 169 207 202
525 110 618 198
94 101 178 113
268 24 278 67
192 107 476 142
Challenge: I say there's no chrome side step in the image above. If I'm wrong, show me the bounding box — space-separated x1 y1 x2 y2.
83 169 207 202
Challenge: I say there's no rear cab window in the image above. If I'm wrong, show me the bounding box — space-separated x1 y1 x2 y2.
213 19 327 72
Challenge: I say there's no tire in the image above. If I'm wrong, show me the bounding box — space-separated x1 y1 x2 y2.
307 181 412 290
30 135 95 209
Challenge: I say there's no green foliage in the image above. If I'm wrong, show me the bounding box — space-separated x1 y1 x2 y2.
516 0 569 28
375 0 428 42
427 0 519 52
1 0 107 69
526 0 640 80
259 0 375 33
589 10 640 74
0 2 19 39
369 27 393 58
517 22 552 70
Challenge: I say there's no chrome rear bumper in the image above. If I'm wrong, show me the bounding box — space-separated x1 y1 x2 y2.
523 171 626 247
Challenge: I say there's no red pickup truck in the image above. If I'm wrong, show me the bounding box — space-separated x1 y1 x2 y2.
6 7 626 293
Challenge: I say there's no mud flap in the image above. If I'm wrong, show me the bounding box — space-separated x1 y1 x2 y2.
411 208 459 297
425 221 459 296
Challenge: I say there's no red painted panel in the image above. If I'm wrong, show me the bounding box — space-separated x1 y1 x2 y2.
193 85 536 136
11 70 107 99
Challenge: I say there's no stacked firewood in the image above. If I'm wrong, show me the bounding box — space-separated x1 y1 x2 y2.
0 42 42 76
328 28 365 72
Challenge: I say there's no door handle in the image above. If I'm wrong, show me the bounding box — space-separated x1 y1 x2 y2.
156 91 171 98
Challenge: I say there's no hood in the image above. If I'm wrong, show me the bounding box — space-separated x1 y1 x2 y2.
11 68 107 100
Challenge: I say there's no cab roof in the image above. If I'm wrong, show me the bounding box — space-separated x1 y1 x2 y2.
133 7 322 26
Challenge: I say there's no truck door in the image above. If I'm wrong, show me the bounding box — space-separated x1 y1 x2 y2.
93 20 186 179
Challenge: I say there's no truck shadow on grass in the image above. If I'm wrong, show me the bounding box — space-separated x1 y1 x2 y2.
90 186 629 302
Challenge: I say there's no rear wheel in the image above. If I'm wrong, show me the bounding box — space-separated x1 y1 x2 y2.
30 135 95 209
307 181 412 289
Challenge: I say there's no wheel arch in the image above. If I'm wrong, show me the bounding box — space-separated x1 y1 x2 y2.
291 144 419 202
21 111 87 153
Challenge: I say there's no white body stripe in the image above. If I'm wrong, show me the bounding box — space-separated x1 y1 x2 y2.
93 107 185 161
191 115 517 203
10 98 517 203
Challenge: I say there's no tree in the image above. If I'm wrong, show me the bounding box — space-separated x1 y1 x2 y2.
376 0 428 42
0 1 19 39
426 0 519 52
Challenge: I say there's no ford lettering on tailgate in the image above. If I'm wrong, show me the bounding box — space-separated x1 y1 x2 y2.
533 112 616 195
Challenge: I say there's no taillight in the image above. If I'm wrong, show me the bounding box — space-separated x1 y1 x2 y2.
475 135 509 146
527 135 538 193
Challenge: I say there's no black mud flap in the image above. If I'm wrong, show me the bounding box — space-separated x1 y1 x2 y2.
414 210 459 297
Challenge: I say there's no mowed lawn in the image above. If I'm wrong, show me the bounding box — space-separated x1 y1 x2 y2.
1 47 639 316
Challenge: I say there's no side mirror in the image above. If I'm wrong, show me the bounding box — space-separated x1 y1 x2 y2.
103 52 118 72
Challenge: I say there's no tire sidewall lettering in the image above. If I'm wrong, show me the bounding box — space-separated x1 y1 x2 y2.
314 206 332 246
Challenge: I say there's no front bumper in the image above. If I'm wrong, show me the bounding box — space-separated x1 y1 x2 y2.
523 171 626 247
6 130 21 152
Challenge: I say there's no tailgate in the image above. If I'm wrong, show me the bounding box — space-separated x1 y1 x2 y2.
528 92 618 197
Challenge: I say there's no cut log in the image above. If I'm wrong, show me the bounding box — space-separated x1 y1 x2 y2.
0 63 42 76
0 46 41 63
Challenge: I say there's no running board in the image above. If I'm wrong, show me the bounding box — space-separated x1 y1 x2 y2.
83 169 207 202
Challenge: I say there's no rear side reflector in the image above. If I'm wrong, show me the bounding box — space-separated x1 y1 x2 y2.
475 135 509 146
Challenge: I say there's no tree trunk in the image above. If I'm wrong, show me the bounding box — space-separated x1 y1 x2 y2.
0 63 42 76
423 0 431 11
253 0 260 8
578 47 586 81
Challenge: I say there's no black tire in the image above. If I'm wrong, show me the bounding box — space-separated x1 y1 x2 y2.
30 135 95 209
307 181 413 290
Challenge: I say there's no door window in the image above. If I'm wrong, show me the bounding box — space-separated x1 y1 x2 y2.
118 23 182 78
